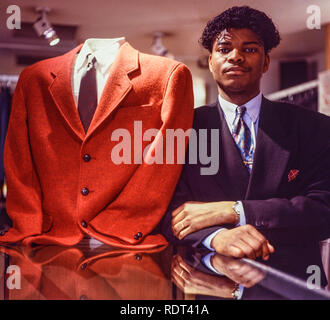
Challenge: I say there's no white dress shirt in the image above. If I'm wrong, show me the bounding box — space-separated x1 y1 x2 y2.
72 37 126 106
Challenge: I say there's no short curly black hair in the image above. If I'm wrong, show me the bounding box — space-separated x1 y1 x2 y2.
200 6 281 54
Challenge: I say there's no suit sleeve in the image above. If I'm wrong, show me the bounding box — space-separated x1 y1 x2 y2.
242 142 330 242
89 63 195 245
0 72 43 243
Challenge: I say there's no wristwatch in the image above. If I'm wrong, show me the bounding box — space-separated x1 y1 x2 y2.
232 283 240 299
232 201 241 224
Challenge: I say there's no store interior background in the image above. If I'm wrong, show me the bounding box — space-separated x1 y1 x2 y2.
0 0 330 284
0 0 329 106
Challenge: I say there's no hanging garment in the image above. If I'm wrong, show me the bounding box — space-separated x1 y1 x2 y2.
0 86 12 199
0 42 194 248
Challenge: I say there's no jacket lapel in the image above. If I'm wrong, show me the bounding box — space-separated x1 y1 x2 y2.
48 44 85 141
48 42 139 141
245 97 294 199
85 42 139 139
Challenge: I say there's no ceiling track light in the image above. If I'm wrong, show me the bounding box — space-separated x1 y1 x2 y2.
33 7 60 46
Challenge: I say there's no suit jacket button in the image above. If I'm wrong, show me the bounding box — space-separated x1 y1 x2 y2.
81 188 89 196
134 234 139 240
80 263 87 270
81 221 88 228
83 154 91 162
137 232 142 238
0 231 5 236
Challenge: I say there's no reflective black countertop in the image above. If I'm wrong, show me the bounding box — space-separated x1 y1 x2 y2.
1 238 329 300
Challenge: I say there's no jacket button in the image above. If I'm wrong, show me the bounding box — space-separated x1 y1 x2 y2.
137 232 143 238
134 254 142 261
80 263 87 270
83 154 91 162
0 231 5 236
81 187 89 196
134 234 139 240
81 221 88 228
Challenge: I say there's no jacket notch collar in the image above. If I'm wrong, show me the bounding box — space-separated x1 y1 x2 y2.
48 42 140 140
85 42 140 138
48 44 85 141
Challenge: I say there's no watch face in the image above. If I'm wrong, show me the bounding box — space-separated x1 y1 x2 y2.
233 202 240 214
233 289 240 298
232 285 240 299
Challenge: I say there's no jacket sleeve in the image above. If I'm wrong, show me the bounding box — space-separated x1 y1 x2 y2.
89 63 195 245
0 71 43 243
242 142 330 243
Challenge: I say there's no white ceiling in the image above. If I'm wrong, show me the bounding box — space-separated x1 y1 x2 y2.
0 0 329 61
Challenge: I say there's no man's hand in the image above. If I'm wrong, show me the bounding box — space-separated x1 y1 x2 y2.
211 254 266 288
171 254 237 298
211 225 275 260
172 201 238 239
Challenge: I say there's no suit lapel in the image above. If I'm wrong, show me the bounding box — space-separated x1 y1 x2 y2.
245 97 294 199
48 44 85 141
85 42 139 139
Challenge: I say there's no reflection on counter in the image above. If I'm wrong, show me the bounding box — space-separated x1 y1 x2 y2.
0 240 329 300
174 244 330 300
0 243 172 300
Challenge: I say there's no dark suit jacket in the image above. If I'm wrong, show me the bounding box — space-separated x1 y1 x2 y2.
0 87 11 184
161 97 330 247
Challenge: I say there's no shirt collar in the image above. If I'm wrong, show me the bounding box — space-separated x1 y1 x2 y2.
75 37 126 74
218 92 262 125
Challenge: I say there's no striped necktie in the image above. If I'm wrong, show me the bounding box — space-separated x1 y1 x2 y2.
78 54 97 133
232 106 254 172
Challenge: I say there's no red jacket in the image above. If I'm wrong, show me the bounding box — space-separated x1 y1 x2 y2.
1 42 194 248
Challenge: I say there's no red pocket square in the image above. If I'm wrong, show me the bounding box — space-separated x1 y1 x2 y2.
288 169 299 182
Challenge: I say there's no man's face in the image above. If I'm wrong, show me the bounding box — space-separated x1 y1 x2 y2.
208 28 270 96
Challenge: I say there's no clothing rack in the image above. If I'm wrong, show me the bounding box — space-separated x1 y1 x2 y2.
0 75 18 86
0 75 19 94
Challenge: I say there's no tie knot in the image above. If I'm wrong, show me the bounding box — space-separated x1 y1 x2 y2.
86 54 97 71
237 106 246 116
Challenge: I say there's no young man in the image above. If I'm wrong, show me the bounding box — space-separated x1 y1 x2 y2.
162 6 330 260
